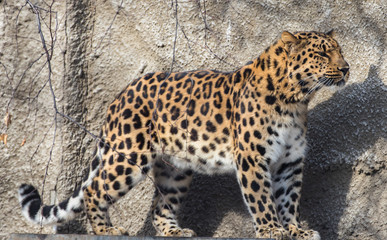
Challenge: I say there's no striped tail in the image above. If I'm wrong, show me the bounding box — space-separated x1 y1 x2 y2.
18 146 103 226
18 184 84 225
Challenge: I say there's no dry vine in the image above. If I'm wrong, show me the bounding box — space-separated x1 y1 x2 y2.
2 0 241 233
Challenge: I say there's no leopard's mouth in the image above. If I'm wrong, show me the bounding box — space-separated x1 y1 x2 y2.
319 74 347 87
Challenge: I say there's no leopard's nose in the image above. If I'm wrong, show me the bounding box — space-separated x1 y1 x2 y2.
338 66 349 76
338 60 349 76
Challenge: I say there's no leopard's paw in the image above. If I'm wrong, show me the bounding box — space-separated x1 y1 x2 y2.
288 224 320 240
164 228 196 237
105 226 128 235
257 227 290 240
181 228 197 237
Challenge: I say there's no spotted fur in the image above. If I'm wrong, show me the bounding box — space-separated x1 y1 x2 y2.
19 31 349 240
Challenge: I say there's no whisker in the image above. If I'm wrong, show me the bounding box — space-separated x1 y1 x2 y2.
302 76 325 100
295 75 319 88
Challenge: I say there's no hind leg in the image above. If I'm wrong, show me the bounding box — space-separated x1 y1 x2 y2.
151 159 195 237
84 150 154 235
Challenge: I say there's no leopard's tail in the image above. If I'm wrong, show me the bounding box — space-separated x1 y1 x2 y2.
18 145 103 225
18 184 84 225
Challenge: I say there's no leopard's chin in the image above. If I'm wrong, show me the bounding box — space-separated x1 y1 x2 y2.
335 79 346 87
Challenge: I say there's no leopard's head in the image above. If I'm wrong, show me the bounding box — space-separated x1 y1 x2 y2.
281 30 349 92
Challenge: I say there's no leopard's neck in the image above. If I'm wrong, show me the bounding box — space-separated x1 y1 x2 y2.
231 40 312 107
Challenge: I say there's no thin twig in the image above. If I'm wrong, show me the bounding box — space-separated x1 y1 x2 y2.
93 0 124 57
169 0 179 73
26 0 58 210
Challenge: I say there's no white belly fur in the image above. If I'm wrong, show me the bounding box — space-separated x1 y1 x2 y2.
158 117 306 175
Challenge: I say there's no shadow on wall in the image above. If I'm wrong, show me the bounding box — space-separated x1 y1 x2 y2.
307 65 386 169
136 173 250 237
302 65 386 239
136 65 386 239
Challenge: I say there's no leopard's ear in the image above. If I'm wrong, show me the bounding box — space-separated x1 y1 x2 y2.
281 31 303 53
326 29 336 38
281 31 299 45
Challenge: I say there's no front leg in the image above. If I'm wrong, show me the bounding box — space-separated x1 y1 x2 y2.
236 153 290 240
272 156 304 230
272 156 320 240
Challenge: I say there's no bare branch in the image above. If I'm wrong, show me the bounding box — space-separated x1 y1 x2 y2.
26 0 59 203
93 0 124 57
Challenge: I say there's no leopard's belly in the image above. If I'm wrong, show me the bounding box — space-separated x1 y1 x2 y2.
151 114 306 175
152 132 236 175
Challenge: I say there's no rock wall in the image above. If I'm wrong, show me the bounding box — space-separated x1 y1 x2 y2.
0 1 385 239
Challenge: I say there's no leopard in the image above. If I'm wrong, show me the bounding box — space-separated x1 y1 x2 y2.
18 30 349 240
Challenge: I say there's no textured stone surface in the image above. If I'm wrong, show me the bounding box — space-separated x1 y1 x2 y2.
0 1 386 240
9 234 270 240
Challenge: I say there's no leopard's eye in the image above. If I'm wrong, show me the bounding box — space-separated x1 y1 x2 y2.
316 52 329 58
